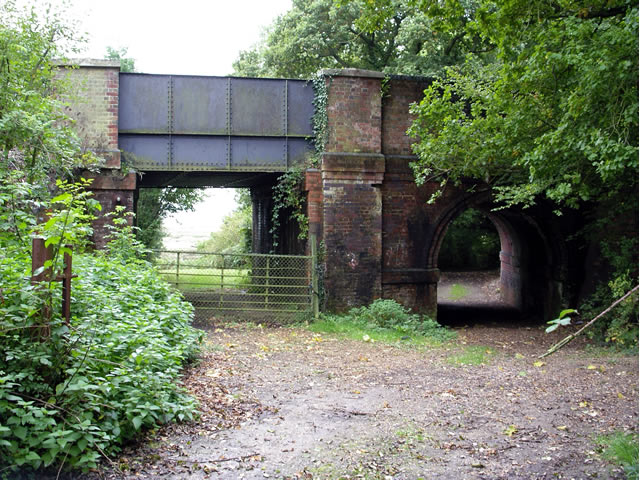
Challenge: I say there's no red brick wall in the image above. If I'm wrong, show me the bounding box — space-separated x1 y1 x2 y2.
321 153 385 310
61 61 136 248
382 77 431 155
324 69 384 154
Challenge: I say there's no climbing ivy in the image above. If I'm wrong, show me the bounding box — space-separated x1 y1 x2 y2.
270 167 308 250
270 72 330 250
310 72 330 164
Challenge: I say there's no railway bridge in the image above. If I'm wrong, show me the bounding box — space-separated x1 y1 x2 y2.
65 60 582 319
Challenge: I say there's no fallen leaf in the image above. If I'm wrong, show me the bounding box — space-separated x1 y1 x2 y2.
533 361 545 367
556 425 568 431
503 425 518 436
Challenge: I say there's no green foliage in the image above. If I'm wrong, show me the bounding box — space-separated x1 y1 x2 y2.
597 432 639 480
135 187 205 250
406 2 638 211
0 0 93 185
105 46 135 73
545 309 578 333
313 299 456 343
197 189 252 257
232 0 473 78
271 168 308 250
438 209 500 270
581 277 639 349
0 4 204 474
311 73 329 162
0 213 202 473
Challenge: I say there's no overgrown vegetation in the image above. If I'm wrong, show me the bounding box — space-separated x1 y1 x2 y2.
596 431 639 480
0 3 202 474
310 299 456 345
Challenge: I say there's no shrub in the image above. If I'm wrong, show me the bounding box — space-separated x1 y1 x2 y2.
316 299 456 343
0 214 203 473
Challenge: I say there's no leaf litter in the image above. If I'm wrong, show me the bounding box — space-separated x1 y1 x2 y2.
58 320 636 480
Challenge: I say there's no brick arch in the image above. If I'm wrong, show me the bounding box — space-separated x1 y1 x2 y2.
425 191 569 317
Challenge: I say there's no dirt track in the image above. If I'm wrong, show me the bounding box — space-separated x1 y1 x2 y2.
82 318 638 480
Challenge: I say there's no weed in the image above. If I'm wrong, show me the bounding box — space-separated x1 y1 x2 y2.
597 432 639 480
309 300 456 346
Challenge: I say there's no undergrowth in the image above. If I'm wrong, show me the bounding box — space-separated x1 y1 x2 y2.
597 432 639 480
309 299 456 345
0 204 203 475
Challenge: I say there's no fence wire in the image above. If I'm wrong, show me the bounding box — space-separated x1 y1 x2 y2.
153 250 318 323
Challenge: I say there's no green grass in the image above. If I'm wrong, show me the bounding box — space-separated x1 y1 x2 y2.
597 432 639 479
308 316 454 346
447 345 495 366
159 267 250 290
448 283 469 300
308 299 456 346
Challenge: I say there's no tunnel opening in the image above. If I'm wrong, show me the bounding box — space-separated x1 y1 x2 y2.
435 207 522 326
132 171 305 256
429 195 564 328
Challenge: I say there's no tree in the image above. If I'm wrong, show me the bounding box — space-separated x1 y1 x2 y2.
406 1 638 211
105 46 135 73
136 187 204 250
1 0 91 187
197 189 252 255
232 0 478 78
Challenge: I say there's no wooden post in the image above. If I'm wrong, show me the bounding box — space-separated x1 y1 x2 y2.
60 248 73 326
311 234 319 319
31 237 53 339
31 237 53 283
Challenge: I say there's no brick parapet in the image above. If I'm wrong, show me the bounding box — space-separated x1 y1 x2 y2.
58 61 121 169
382 77 432 156
323 71 383 154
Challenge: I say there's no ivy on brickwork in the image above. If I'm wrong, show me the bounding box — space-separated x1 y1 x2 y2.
270 72 330 249
310 72 330 165
270 166 308 250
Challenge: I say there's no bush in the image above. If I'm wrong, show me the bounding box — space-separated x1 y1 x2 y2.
317 299 456 343
0 217 203 473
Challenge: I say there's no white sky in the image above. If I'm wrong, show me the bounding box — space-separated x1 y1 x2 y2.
28 0 292 249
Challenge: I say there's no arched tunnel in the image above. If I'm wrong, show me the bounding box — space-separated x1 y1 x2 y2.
425 191 574 325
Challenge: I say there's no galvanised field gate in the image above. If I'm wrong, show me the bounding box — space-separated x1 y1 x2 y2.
154 248 319 322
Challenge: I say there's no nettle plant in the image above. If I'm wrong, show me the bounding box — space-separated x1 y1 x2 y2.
0 181 202 474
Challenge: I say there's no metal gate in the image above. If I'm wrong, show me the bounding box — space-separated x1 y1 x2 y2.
153 249 319 322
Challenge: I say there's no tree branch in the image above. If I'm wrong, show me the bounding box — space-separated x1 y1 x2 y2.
539 285 639 358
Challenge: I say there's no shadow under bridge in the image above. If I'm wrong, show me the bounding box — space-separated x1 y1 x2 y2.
118 74 315 187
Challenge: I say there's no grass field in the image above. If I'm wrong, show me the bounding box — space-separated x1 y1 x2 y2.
158 267 250 290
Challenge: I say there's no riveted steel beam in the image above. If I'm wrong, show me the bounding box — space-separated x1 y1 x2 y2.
119 73 314 173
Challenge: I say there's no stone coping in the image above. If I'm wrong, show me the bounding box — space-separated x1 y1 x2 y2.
320 68 386 79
